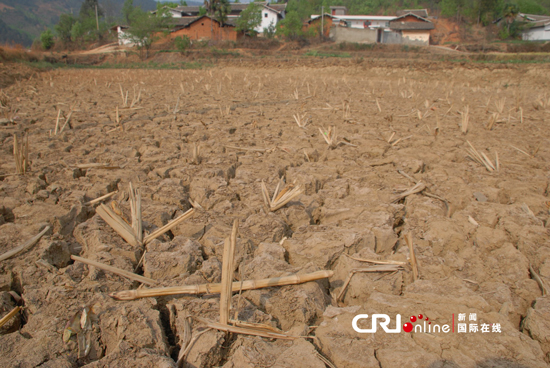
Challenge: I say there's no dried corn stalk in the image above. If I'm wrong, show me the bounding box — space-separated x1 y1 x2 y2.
261 178 304 212
13 133 29 175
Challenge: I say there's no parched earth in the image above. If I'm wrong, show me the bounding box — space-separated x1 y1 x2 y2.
1 59 550 367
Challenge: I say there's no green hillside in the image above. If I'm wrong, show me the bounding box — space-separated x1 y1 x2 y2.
0 0 156 47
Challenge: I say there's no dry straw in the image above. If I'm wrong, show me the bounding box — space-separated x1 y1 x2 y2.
405 233 419 281
261 177 304 212
337 265 402 302
219 220 238 325
95 183 195 247
293 113 309 128
71 255 157 286
108 270 333 301
460 106 469 134
0 306 22 329
465 141 498 172
13 133 29 175
0 226 49 262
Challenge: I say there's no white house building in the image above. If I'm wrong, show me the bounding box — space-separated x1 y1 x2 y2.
519 13 550 41
256 3 286 34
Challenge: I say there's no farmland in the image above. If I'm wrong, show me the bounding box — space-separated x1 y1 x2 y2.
1 59 550 367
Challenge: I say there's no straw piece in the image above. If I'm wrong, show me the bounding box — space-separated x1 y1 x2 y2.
109 270 333 301
143 208 195 244
261 180 304 212
344 253 406 265
0 226 49 262
405 233 418 281
71 255 157 286
129 183 143 244
54 109 61 135
220 220 238 325
198 318 295 340
96 204 140 247
530 264 548 296
337 265 402 302
84 191 117 206
0 306 21 329
510 145 533 158
177 327 211 368
59 110 73 133
225 145 268 153
391 182 426 203
76 163 121 170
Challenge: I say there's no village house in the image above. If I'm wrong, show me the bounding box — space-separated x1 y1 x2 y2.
164 2 286 36
519 13 550 41
307 7 435 46
388 12 434 46
111 25 133 46
169 15 243 42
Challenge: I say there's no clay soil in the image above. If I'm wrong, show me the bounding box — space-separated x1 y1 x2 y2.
1 59 550 367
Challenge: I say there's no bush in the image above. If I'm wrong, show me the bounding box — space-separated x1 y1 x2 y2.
40 30 54 50
174 35 191 53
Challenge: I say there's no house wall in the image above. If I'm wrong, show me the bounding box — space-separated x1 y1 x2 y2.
330 26 378 43
256 8 280 33
117 28 134 46
383 30 402 44
522 27 550 41
170 20 241 41
401 30 430 45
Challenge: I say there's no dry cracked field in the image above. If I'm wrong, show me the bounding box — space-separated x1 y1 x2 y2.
1 59 550 367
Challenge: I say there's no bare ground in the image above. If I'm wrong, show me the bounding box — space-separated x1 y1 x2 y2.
1 59 550 367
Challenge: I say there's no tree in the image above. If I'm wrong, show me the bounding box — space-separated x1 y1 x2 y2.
79 0 104 19
71 21 84 46
122 8 173 59
276 10 302 39
54 14 77 43
235 2 262 36
123 0 135 25
502 2 520 35
212 0 231 25
40 30 54 50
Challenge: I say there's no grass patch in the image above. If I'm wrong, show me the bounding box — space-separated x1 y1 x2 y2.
304 50 351 58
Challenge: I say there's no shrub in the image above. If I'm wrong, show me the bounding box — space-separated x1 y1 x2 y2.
40 30 54 50
174 35 191 53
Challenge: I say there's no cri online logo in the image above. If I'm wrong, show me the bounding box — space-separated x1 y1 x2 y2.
352 313 452 334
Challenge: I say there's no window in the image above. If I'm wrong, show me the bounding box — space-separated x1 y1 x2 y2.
264 13 268 18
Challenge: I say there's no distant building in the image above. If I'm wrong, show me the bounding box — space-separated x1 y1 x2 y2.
307 9 435 46
162 2 286 36
330 6 347 16
170 15 243 42
519 13 550 41
388 12 435 46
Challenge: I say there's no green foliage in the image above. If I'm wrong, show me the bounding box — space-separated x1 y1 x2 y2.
514 0 548 14
212 0 231 25
123 7 174 58
79 0 104 19
276 10 302 40
123 0 135 25
263 21 276 39
54 14 77 43
40 29 54 49
174 35 191 53
236 2 262 36
70 21 84 44
198 6 207 16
